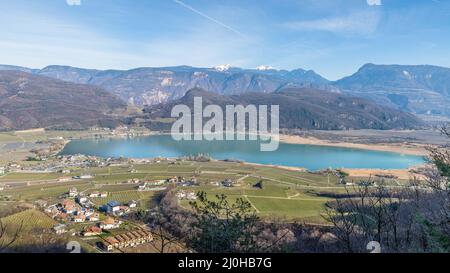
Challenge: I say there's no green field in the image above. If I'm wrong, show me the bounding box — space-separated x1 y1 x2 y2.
91 190 157 208
247 197 327 219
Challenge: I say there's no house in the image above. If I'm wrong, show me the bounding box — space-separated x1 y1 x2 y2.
45 204 58 214
88 213 100 222
53 224 67 235
127 178 140 184
103 237 120 252
58 177 71 182
73 214 86 223
105 201 121 214
0 167 5 174
100 217 122 230
119 206 130 214
222 179 234 187
89 191 100 198
128 200 138 208
83 226 102 237
147 180 166 186
62 200 77 214
77 196 88 204
0 186 4 191
69 187 78 197
55 213 69 222
176 190 198 200
101 229 153 252
137 183 148 191
167 177 178 183
84 208 94 217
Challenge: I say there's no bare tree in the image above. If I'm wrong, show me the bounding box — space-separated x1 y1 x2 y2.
0 219 23 252
147 207 185 253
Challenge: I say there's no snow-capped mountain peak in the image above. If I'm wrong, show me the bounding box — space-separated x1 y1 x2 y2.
256 65 275 71
214 64 232 72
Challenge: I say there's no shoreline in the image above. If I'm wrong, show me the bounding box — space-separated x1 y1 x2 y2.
279 134 429 156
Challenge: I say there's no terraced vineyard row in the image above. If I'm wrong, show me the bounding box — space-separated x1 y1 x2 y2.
1 209 57 231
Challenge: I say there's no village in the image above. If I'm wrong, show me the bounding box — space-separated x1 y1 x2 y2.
27 161 241 252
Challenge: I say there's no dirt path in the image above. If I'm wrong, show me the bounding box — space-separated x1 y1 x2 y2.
245 195 326 202
243 195 260 213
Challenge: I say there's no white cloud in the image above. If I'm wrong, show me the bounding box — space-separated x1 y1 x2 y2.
66 0 81 6
367 0 382 6
285 11 381 35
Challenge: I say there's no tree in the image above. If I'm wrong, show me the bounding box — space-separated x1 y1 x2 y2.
420 125 450 252
0 219 23 252
188 192 262 253
146 207 185 253
325 124 450 253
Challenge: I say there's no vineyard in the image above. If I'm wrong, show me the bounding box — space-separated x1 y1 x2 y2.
0 209 57 231
91 190 157 208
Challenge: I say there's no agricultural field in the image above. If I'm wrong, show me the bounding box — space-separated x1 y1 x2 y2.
0 209 57 231
0 158 352 222
90 190 158 209
0 181 92 201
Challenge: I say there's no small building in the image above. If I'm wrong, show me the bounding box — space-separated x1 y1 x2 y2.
147 180 166 186
128 200 138 208
73 214 86 223
88 213 100 222
69 187 78 197
80 174 94 179
89 191 100 198
83 226 102 237
222 179 234 187
100 217 122 230
100 229 153 252
176 190 198 200
119 206 130 214
53 224 67 235
45 204 58 214
58 177 71 182
100 192 108 198
128 178 140 184
105 201 121 214
137 183 148 191
77 196 88 204
62 200 77 214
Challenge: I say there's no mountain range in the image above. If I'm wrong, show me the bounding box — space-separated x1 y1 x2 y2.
335 64 450 117
143 88 422 131
1 63 449 120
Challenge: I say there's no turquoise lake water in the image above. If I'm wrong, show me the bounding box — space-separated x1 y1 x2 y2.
60 135 425 171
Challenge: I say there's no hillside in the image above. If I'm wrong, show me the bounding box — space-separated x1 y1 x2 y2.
0 71 127 130
335 64 450 117
143 88 423 130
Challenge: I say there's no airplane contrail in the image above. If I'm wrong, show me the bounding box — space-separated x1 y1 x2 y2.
173 0 246 38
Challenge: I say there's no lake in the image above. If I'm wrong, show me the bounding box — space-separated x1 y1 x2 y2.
60 135 425 170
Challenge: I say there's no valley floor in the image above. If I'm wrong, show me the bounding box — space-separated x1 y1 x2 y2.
0 128 440 253
280 129 448 156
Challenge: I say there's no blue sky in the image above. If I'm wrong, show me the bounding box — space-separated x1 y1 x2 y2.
1 0 450 79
